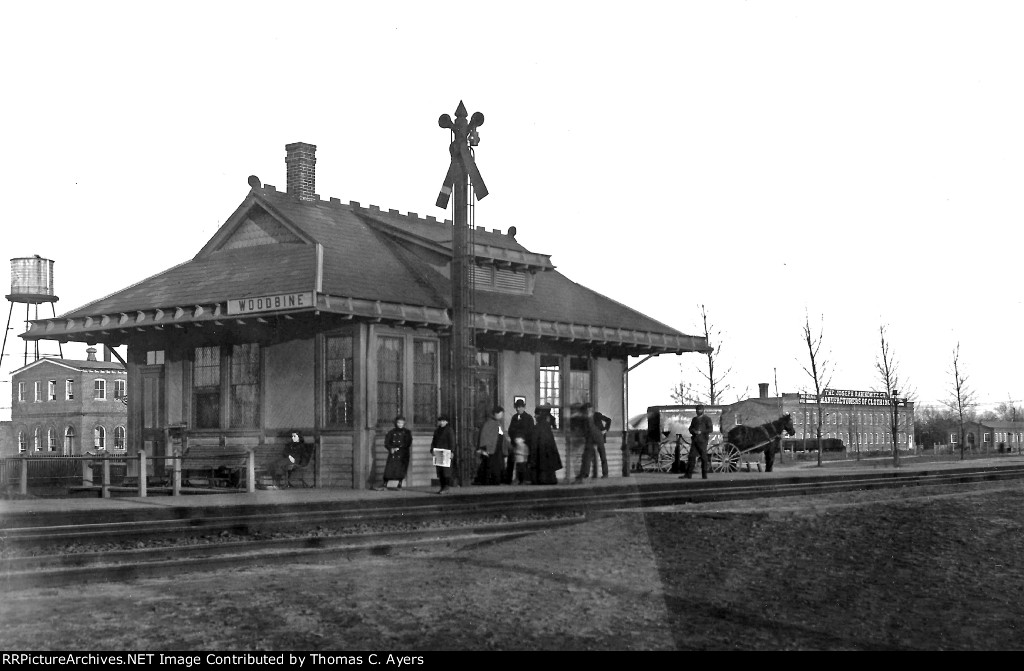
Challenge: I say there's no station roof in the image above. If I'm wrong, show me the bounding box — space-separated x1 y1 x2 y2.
23 185 710 356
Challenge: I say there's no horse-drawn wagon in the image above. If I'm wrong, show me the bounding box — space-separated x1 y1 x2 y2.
630 404 795 473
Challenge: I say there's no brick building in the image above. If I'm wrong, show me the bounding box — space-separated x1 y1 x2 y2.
20 142 709 487
724 383 915 453
7 347 127 457
956 420 1024 452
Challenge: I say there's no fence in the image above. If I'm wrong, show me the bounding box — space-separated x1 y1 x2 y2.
0 450 258 498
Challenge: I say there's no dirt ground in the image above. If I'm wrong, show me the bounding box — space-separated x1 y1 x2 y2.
2 479 1023 651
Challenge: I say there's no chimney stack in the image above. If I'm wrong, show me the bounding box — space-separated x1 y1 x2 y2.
103 345 112 362
759 382 769 398
86 347 97 362
285 142 317 201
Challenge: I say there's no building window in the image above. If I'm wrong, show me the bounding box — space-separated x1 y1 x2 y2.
17 381 25 402
64 426 75 455
413 339 438 426
191 344 261 430
230 344 260 428
47 427 56 452
35 381 42 402
48 380 56 401
984 432 991 443
539 354 562 429
146 350 165 365
94 379 106 400
114 379 126 400
94 426 106 450
114 426 126 450
325 335 355 428
376 336 403 427
66 379 74 400
568 356 592 408
17 431 26 453
33 427 41 451
472 350 498 428
192 346 222 429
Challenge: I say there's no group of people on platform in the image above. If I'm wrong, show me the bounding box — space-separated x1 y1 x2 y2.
372 398 615 495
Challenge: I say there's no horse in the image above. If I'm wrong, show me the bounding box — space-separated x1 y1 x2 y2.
725 414 796 472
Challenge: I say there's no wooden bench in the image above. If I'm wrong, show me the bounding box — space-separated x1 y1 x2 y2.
180 445 252 489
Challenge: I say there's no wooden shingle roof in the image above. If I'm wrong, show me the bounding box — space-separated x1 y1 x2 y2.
24 185 709 355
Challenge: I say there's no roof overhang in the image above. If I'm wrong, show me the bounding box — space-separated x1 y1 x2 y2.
473 312 711 356
22 292 452 344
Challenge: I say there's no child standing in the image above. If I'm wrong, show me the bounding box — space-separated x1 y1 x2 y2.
512 436 532 485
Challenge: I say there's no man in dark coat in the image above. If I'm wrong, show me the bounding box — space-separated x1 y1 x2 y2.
504 399 535 484
476 406 509 485
379 415 412 490
590 408 612 478
529 404 563 484
430 414 455 494
683 404 714 480
573 403 605 483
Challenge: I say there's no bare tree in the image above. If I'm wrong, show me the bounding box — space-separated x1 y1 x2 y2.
945 342 977 460
696 304 732 405
875 324 909 467
800 312 832 467
668 377 701 405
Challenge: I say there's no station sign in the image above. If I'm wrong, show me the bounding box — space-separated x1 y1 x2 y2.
227 292 314 316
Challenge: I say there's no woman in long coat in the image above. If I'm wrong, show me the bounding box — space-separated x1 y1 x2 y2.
530 404 563 485
380 415 412 489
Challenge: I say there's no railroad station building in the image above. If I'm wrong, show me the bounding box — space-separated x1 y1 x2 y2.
724 383 915 453
21 143 709 488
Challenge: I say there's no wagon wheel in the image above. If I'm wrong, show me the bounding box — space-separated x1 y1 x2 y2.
709 441 741 473
656 441 677 472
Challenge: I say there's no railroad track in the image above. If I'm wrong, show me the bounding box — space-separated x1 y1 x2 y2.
3 464 1023 590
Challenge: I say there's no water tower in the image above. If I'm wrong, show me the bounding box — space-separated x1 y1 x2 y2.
3 256 63 367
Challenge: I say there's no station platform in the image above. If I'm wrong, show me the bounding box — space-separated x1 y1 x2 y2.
2 453 1023 527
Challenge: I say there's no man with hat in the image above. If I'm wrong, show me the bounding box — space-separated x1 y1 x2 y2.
682 404 713 480
505 398 535 484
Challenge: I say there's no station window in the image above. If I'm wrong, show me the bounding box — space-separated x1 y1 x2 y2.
34 381 42 402
191 344 261 430
568 356 592 408
94 426 106 450
472 350 498 428
47 427 56 452
230 344 260 429
64 426 76 455
17 381 25 402
146 350 165 365
48 380 56 401
373 333 443 429
33 427 41 451
539 355 562 429
17 431 26 453
114 379 126 400
114 426 126 450
412 339 438 427
94 379 106 400
66 379 74 400
376 336 403 427
325 335 354 428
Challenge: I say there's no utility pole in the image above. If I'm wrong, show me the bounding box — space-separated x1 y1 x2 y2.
437 102 487 486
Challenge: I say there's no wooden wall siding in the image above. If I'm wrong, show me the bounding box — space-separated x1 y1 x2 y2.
320 434 354 488
371 432 433 487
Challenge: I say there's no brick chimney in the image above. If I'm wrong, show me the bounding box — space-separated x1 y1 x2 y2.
86 347 97 362
285 142 317 201
759 383 769 398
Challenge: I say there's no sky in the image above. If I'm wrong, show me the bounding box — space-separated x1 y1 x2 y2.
2 1 1022 423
